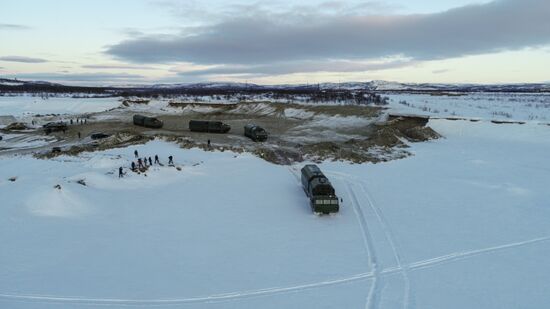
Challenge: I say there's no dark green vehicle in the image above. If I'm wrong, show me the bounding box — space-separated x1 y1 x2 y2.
189 120 231 133
244 124 268 142
301 164 340 214
43 122 68 134
133 114 163 129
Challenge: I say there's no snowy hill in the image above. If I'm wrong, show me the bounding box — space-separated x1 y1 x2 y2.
0 78 60 87
2 78 549 93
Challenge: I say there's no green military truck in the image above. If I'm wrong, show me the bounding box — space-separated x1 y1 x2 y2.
244 124 268 142
301 164 340 214
189 120 231 133
43 122 68 134
133 114 163 129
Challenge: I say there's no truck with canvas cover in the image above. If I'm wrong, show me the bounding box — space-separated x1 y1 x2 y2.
189 120 231 133
133 114 163 129
300 164 339 214
43 122 68 134
244 124 268 142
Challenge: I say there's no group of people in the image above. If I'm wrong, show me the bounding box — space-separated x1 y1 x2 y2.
118 150 174 178
69 118 87 125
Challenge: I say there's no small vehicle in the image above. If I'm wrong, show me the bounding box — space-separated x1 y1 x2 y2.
189 120 231 133
244 124 268 142
133 114 163 129
301 164 340 214
90 132 110 140
43 122 68 134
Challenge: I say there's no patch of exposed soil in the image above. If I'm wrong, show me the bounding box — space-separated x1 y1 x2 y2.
36 132 152 159
17 102 440 165
4 122 30 131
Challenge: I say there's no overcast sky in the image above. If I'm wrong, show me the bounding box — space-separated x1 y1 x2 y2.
1 0 549 85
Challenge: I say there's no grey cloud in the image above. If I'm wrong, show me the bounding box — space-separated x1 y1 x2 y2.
82 64 158 70
108 0 550 67
0 56 48 63
5 72 144 82
178 59 415 76
432 69 451 74
0 23 31 30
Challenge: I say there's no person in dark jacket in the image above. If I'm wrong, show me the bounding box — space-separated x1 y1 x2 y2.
131 161 136 171
134 150 139 158
154 155 160 164
119 167 123 178
138 158 143 168
168 155 173 165
148 157 153 166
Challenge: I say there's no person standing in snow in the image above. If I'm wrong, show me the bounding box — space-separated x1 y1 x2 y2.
154 155 160 164
134 150 139 158
207 139 211 148
119 167 123 178
168 155 173 165
131 161 136 171
138 158 143 168
143 157 148 167
148 157 153 166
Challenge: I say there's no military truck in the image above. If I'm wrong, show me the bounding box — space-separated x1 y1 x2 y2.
43 122 68 134
90 132 110 140
133 114 163 129
189 120 230 133
301 164 340 214
244 124 268 142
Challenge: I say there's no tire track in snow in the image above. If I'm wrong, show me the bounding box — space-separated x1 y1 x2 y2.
405 235 550 272
355 181 413 309
2 236 549 306
345 183 381 309
0 271 376 306
286 166 301 183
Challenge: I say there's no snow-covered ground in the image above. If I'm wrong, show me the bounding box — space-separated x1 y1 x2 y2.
0 95 120 118
387 92 550 122
0 133 57 151
1 117 550 308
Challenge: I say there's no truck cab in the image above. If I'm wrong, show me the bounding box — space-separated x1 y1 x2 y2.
244 124 268 142
300 164 340 214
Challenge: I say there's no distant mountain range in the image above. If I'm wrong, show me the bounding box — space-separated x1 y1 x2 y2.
1 78 549 94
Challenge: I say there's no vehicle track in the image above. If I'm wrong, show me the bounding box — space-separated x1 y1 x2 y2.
0 271 376 306
2 236 549 306
405 235 550 272
355 181 413 309
345 183 381 309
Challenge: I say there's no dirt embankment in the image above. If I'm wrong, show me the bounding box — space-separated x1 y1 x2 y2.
27 102 440 165
36 133 152 159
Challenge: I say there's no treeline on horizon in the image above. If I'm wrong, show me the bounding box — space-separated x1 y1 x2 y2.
0 78 548 97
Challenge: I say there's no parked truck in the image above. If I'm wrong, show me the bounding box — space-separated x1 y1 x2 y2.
189 120 231 133
301 164 340 214
133 114 163 129
244 124 268 142
43 122 68 134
